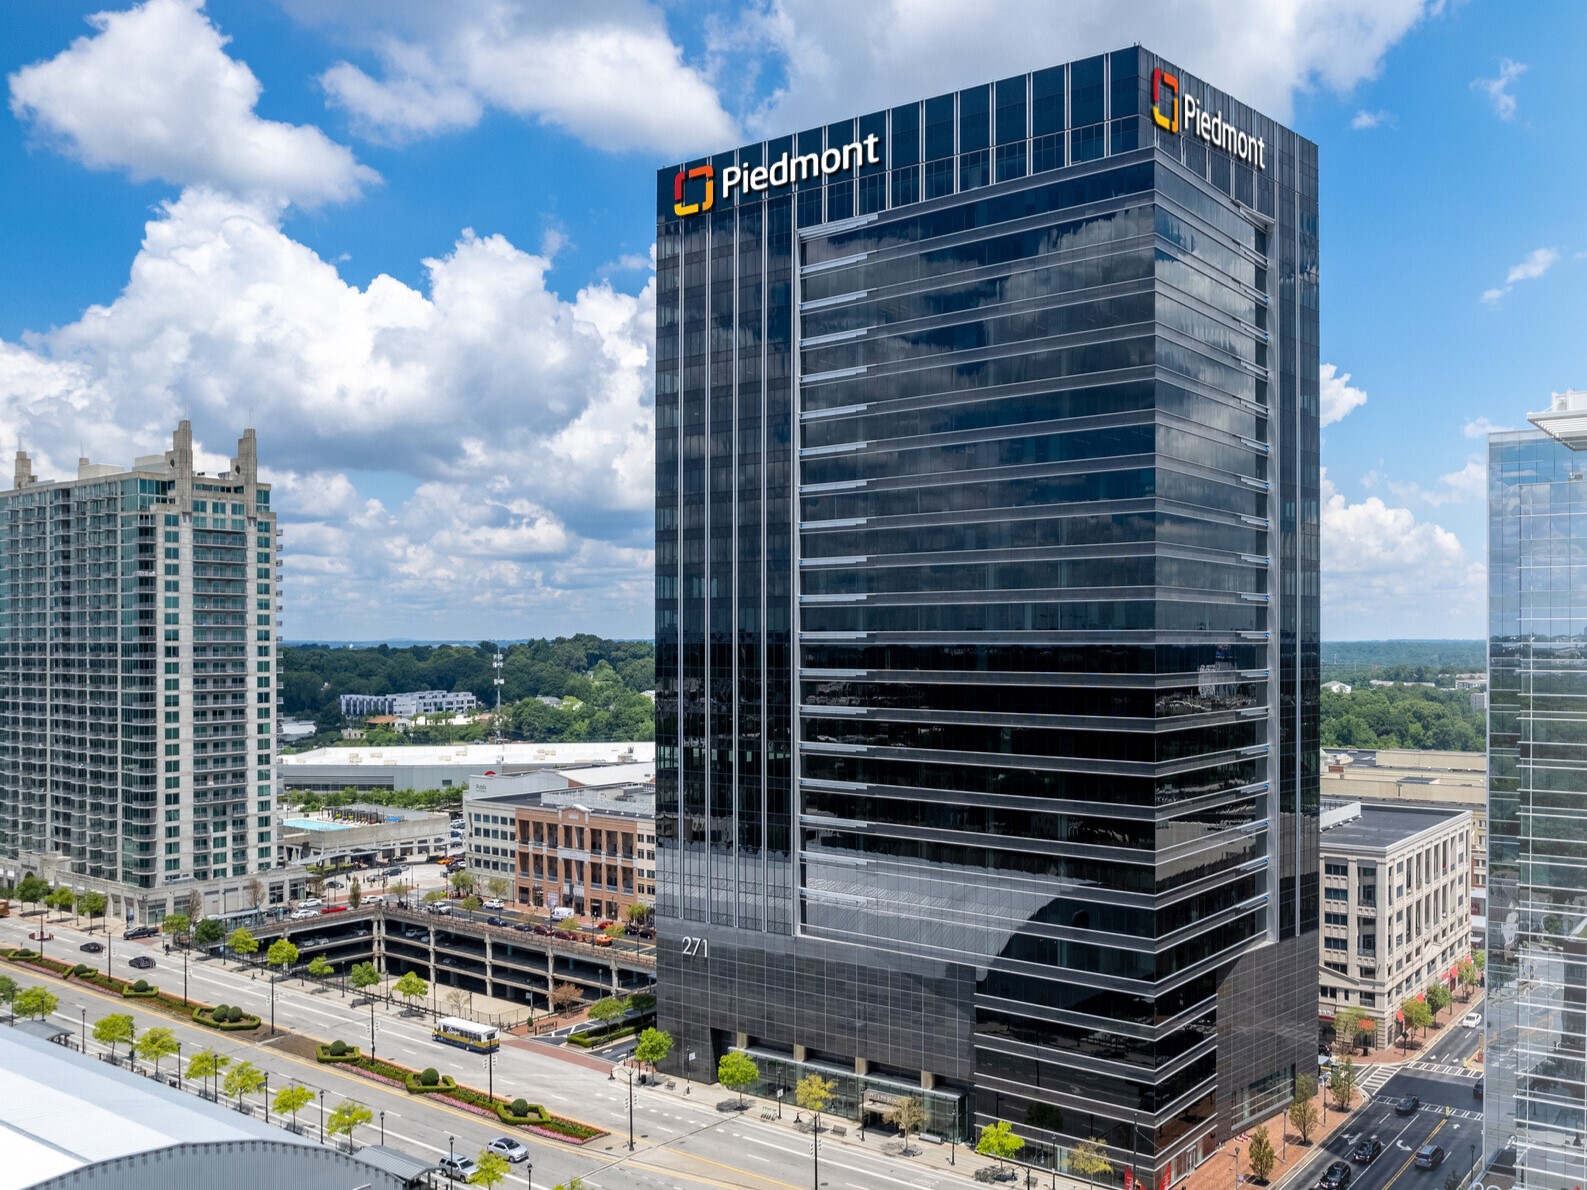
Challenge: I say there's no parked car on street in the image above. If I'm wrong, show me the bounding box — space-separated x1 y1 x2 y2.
485 915 508 927
123 925 159 940
324 880 345 889
483 898 505 910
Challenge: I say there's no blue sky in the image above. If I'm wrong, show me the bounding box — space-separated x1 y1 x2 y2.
1 1 1579 641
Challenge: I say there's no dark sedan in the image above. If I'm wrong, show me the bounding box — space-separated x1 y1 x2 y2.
1351 1137 1383 1164
79 941 104 954
1319 1160 1353 1190
1394 1095 1420 1116
128 954 156 969
123 925 159 940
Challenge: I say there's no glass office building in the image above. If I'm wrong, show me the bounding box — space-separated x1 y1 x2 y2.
1486 397 1587 1190
654 48 1319 1182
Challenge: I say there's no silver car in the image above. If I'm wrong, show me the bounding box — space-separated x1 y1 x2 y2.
485 1136 528 1162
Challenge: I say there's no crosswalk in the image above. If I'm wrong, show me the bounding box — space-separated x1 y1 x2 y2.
1416 1061 1480 1080
1358 1065 1397 1096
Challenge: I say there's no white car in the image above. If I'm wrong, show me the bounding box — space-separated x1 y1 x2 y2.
289 908 318 921
483 898 504 910
298 897 324 910
1462 1011 1482 1028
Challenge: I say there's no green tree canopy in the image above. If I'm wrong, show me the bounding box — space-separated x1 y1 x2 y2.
326 1099 373 1151
307 954 334 979
393 971 428 1005
14 985 57 1020
717 1051 758 1106
348 961 382 993
267 938 300 971
977 1120 1025 1166
161 913 191 942
193 917 225 946
633 1027 673 1072
795 1072 835 1117
227 927 258 960
135 1026 179 1075
471 1151 511 1188
93 1012 136 1058
1246 1126 1277 1182
274 1083 315 1123
587 996 628 1027
223 1060 266 1102
1071 1138 1114 1188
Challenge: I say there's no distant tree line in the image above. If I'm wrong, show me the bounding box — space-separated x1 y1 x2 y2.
1321 639 1484 686
1321 685 1483 751
281 636 656 745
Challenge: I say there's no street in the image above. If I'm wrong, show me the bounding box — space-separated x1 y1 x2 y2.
2 908 969 1190
1283 1017 1486 1190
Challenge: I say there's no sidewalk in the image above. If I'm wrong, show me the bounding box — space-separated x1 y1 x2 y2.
1180 1087 1367 1190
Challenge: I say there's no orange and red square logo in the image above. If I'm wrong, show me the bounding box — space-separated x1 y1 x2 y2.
673 164 715 217
1151 67 1179 134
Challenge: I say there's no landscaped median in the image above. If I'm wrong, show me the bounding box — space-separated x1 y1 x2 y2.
192 1003 261 1031
310 1040 606 1143
1 945 254 1029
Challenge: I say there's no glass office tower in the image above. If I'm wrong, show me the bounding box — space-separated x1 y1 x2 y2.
654 48 1319 1183
1486 398 1587 1190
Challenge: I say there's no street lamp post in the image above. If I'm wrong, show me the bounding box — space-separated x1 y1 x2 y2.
105 931 111 979
264 1072 270 1123
380 1110 385 1145
627 1065 636 1151
685 1049 694 1095
182 939 189 1005
369 995 376 1059
79 1007 86 1053
448 1135 456 1169
176 1041 182 1090
319 1089 325 1143
1234 1145 1241 1190
777 1087 785 1120
487 1048 494 1104
1052 1130 1058 1189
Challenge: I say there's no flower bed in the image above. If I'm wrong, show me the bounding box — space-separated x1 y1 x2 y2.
529 1116 607 1143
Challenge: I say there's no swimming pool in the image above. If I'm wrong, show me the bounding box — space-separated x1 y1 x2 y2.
282 818 354 832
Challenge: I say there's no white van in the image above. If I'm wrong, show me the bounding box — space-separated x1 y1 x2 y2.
551 907 576 922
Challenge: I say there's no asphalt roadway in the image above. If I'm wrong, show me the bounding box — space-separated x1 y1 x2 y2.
1280 1017 1486 1190
2 909 969 1190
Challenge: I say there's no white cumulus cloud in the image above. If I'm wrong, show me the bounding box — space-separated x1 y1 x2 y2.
1321 471 1484 638
1320 363 1369 428
1464 416 1515 439
292 0 737 156
8 0 376 208
1481 246 1558 304
0 189 657 639
724 0 1437 136
1350 109 1392 130
1472 57 1527 121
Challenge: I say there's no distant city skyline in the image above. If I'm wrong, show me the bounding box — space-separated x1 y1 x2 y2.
2 2 1583 640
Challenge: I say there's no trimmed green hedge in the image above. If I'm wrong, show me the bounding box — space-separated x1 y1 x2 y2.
568 1024 638 1049
122 985 159 999
404 1072 459 1094
316 1043 363 1063
70 963 96 977
192 1005 260 1031
536 1116 606 1141
496 1101 549 1126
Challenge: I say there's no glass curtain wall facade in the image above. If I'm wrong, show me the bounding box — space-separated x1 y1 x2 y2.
656 48 1319 1181
1487 415 1587 1189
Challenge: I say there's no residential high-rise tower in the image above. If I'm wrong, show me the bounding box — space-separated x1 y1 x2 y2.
654 48 1320 1183
0 421 287 923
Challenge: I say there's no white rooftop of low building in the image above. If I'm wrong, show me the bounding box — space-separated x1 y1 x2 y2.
1529 388 1587 449
279 741 654 769
0 1027 305 1190
561 762 655 787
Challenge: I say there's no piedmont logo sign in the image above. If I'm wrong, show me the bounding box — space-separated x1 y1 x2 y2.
674 164 715 217
1151 66 1266 171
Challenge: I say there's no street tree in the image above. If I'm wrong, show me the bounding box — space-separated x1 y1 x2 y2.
795 1073 835 1124
1457 958 1479 1001
1330 1055 1357 1111
603 923 626 942
348 961 382 997
883 1096 926 1155
450 869 476 896
472 1150 511 1187
268 938 300 975
274 1083 315 1130
136 1026 179 1077
717 1051 759 1107
388 880 410 906
485 875 511 901
14 985 57 1020
1426 982 1453 1018
15 873 49 910
1246 1126 1277 1182
161 913 192 945
393 970 428 1011
180 888 203 923
348 878 362 909
1071 1138 1113 1189
193 917 225 947
422 889 447 907
587 996 628 1030
1354 1015 1378 1055
0 975 18 1011
1288 1074 1320 1143
326 1099 373 1152
245 877 266 910
627 992 656 1015
223 1060 266 1107
77 890 107 928
461 893 481 914
187 1048 229 1099
93 1012 136 1060
633 1027 673 1076
1402 997 1434 1042
46 887 75 919
549 982 582 1014
1333 1007 1365 1055
624 902 651 925
228 927 259 969
307 954 334 981
976 1120 1025 1168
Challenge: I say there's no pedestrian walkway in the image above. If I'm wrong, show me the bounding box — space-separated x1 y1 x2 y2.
1358 1065 1398 1096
